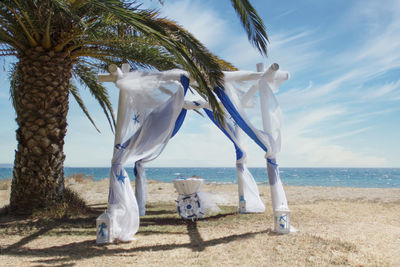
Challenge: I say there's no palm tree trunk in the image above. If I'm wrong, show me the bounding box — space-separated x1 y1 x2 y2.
10 46 72 214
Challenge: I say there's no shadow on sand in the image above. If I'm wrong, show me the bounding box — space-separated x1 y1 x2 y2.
0 204 268 265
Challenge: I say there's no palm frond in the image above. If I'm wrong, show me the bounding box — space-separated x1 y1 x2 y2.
8 62 18 113
7 5 37 46
11 0 41 41
72 63 116 133
1 0 251 128
0 1 33 49
71 40 179 70
230 0 268 55
69 82 101 133
81 1 226 123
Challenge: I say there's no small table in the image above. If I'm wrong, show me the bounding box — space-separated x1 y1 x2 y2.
173 178 204 220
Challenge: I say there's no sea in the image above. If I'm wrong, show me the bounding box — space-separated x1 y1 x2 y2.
0 167 399 188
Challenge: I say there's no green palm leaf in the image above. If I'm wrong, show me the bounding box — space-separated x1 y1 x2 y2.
69 82 101 133
72 63 116 133
1 0 264 127
230 0 269 55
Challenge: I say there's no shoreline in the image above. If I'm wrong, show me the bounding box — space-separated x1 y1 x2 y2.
1 176 400 189
2 167 400 189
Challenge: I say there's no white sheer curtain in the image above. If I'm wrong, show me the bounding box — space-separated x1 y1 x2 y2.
203 107 265 213
221 67 291 212
107 70 187 241
235 127 265 213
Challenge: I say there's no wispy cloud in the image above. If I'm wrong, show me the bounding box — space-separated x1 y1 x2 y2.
284 106 346 135
271 8 296 21
60 0 400 167
259 0 400 167
160 0 229 50
362 80 400 100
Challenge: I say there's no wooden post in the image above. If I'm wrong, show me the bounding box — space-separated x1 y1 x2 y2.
112 64 129 146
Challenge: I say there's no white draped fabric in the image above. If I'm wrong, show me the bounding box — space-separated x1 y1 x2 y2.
203 107 265 213
105 64 292 241
220 67 290 212
108 70 188 241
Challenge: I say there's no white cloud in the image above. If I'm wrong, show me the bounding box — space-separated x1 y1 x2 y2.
285 106 346 135
272 106 389 167
277 70 360 110
326 127 371 141
362 80 400 100
160 0 229 49
271 8 296 21
280 135 387 167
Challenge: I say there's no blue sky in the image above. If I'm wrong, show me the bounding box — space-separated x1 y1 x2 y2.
0 0 399 167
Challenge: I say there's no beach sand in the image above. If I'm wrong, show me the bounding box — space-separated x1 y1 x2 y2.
1 178 399 266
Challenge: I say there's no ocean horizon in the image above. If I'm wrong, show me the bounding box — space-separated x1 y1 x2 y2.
1 166 399 188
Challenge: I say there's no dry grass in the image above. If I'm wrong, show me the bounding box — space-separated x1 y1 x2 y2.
0 180 399 266
65 173 94 184
29 187 91 219
0 179 90 219
1 200 399 266
0 179 11 191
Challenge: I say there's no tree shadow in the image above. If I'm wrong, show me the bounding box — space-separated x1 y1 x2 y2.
4 225 55 251
205 212 237 220
4 229 268 265
0 208 101 242
1 204 266 265
143 209 177 216
139 216 187 226
137 230 186 236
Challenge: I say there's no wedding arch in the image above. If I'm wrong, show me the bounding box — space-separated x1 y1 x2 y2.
97 62 292 242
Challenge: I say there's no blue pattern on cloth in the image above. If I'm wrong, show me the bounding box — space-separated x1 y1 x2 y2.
171 109 187 138
134 162 138 176
170 74 190 138
180 74 190 94
267 158 278 185
133 113 140 124
116 170 126 184
215 86 268 152
115 143 126 150
134 74 190 176
267 158 278 166
99 223 107 237
236 162 244 172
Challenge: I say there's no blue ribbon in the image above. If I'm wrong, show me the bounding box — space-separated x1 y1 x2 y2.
215 86 268 152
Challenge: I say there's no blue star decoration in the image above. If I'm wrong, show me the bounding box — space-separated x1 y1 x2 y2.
99 223 107 237
116 170 126 184
115 143 126 150
133 113 140 124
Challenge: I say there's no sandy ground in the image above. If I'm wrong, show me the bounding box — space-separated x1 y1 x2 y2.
1 179 400 266
2 178 400 208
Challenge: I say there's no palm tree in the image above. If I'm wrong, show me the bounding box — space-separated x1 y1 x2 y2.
0 0 268 214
